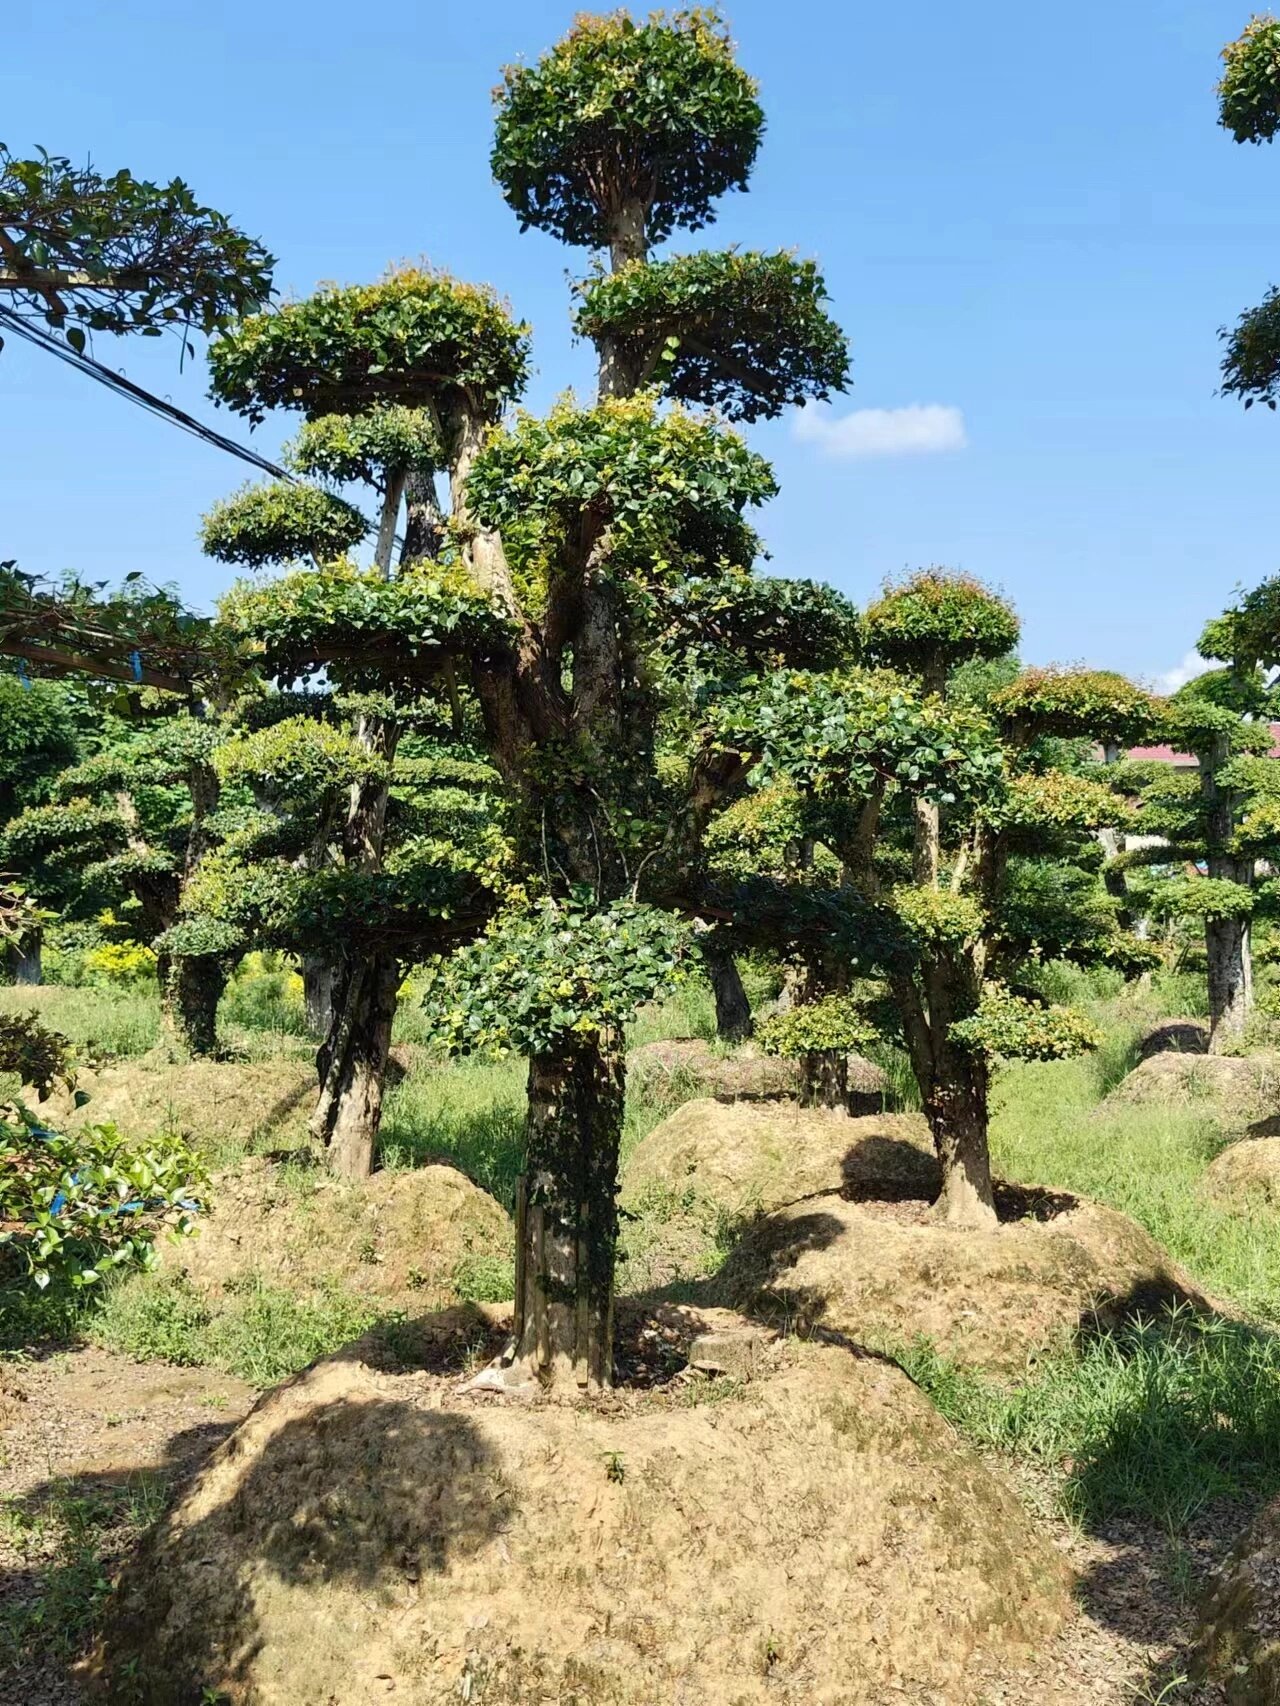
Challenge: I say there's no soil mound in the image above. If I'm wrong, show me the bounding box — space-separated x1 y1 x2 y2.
1202 1136 1280 1207
39 1054 317 1157
1191 1496 1280 1701
95 1314 1069 1705
1137 1019 1209 1061
623 1098 937 1218
628 1037 887 1106
166 1157 513 1311
1106 1050 1280 1124
710 1190 1206 1374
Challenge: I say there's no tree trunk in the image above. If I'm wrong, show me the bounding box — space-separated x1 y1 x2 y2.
310 951 399 1178
1200 730 1253 1047
1206 916 1251 1053
373 467 408 577
9 929 42 985
923 1061 996 1228
802 1049 848 1110
476 1032 624 1393
302 954 335 1038
158 952 226 1059
702 938 753 1041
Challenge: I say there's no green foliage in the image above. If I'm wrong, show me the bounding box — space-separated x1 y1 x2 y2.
1150 875 1257 923
0 675 83 815
421 898 694 1056
152 916 242 960
995 768 1134 835
207 268 530 426
1219 13 1280 142
997 859 1157 973
891 883 985 947
0 1011 72 1095
80 940 157 987
0 143 272 346
491 9 764 249
755 992 874 1059
1210 574 1280 669
287 406 443 488
0 1107 205 1292
215 716 388 804
1220 283 1280 411
897 1310 1280 1527
993 666 1158 746
575 249 848 420
703 781 817 881
200 480 369 568
465 393 776 581
219 560 513 687
949 983 1102 1061
661 569 860 676
718 667 1003 809
862 570 1020 675
0 798 121 865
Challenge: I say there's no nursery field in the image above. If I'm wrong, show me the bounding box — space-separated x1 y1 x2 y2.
4 963 1280 1704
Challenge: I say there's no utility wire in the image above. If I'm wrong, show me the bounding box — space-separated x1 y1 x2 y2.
0 304 296 480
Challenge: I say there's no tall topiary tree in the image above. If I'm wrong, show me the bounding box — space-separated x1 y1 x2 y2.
718 572 1159 1226
1217 15 1280 409
206 268 529 1172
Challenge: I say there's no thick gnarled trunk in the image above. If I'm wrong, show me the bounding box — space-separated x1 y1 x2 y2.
923 1059 995 1228
1206 916 1251 1053
802 1049 848 1110
7 929 42 985
302 955 336 1038
702 938 752 1042
158 952 226 1059
311 952 400 1178
481 1033 624 1392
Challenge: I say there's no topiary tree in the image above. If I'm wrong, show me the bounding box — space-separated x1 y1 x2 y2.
1217 15 1280 409
718 572 1159 1227
206 267 529 1173
0 710 236 1055
1119 596 1280 1049
0 143 272 357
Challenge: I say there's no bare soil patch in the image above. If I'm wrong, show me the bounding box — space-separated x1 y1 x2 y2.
709 1187 1207 1375
628 1036 886 1107
1188 1493 1280 1702
1202 1136 1280 1208
92 1310 1070 1705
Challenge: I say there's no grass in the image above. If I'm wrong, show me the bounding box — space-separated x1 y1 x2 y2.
895 1307 1280 1530
88 1271 388 1386
0 1472 167 1669
0 982 160 1059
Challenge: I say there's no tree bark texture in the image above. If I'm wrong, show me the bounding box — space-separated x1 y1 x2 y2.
922 1055 996 1229
1200 730 1253 1052
8 929 42 985
158 952 227 1060
310 951 400 1178
487 1034 624 1391
302 954 335 1039
702 938 753 1041
801 1050 848 1111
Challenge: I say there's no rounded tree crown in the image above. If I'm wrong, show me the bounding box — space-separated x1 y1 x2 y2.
1219 14 1280 143
1215 574 1280 669
287 406 443 489
200 481 369 568
491 9 764 250
573 249 849 420
207 268 530 426
862 570 1019 677
992 667 1157 746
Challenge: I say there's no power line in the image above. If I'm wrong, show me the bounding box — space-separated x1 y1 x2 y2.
0 305 295 481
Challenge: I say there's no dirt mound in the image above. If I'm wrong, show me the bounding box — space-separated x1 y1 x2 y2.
628 1037 887 1105
1106 1050 1280 1123
1202 1137 1280 1207
1190 1496 1280 1701
95 1313 1069 1705
1137 1019 1209 1061
38 1054 317 1157
167 1157 513 1311
710 1190 1206 1374
623 1098 937 1218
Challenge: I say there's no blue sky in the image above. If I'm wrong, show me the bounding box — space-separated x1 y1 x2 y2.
2 0 1275 686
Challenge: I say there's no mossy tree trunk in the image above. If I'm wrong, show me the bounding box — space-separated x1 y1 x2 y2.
311 950 400 1178
301 954 335 1038
158 951 227 1059
801 1050 848 1110
7 929 42 985
702 937 753 1042
480 1033 623 1392
1201 731 1253 1053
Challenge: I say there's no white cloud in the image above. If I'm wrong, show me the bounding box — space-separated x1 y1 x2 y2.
793 401 968 459
1156 651 1206 693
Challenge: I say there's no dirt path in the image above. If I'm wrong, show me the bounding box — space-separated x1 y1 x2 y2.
0 1348 1244 1705
0 1347 255 1706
